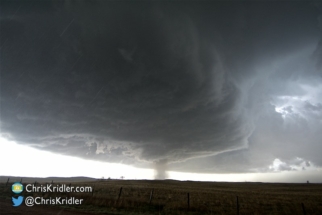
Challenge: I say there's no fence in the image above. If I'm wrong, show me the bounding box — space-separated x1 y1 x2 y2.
2 178 321 214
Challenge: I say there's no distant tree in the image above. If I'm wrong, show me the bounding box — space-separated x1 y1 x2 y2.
120 176 124 180
307 180 309 184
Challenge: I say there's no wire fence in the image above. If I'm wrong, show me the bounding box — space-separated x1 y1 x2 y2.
2 178 322 215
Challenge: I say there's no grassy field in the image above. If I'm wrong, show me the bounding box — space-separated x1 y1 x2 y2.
1 179 322 214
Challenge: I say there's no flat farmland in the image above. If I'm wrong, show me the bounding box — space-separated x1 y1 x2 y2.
1 179 322 215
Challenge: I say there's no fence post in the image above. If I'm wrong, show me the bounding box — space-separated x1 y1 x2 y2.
149 189 154 204
236 196 239 215
6 178 9 186
301 203 306 215
20 178 22 183
118 187 123 201
51 180 53 185
187 193 190 209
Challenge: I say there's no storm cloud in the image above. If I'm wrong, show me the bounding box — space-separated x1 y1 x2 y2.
1 1 321 178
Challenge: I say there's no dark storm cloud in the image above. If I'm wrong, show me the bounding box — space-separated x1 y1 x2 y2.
1 1 321 175
313 1 322 69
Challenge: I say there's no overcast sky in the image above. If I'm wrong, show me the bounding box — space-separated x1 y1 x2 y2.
1 1 322 182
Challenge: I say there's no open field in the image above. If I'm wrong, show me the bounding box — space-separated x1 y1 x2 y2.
1 177 322 215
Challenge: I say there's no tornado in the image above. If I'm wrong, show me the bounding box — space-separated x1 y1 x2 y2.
154 159 168 179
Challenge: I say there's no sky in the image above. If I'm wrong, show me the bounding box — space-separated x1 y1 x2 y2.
1 0 322 182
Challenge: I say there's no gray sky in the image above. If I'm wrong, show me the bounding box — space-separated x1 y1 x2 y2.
1 1 322 180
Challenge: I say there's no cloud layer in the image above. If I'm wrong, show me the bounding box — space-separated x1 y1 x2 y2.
1 1 321 177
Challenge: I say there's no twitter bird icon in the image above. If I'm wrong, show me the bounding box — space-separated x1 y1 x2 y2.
12 196 24 207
